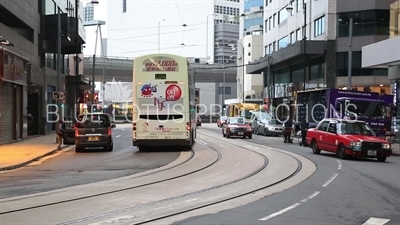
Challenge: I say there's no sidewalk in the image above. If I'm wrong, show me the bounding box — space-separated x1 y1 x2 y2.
391 143 400 156
0 134 72 171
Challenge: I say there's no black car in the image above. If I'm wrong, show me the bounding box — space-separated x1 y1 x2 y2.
74 113 116 152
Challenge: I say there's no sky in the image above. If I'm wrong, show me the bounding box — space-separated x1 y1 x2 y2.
84 0 108 57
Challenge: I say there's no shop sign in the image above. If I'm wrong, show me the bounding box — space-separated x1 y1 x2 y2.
1 53 26 85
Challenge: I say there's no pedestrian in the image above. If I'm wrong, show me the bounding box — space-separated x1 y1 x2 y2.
300 117 309 146
283 116 293 143
56 118 66 150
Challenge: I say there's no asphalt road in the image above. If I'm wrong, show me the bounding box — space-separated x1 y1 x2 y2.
0 124 180 199
174 124 400 225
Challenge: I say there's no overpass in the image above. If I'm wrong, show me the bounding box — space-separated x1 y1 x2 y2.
83 56 237 83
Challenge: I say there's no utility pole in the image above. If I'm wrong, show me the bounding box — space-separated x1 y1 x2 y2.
57 8 62 120
347 17 353 90
75 0 80 117
222 21 226 105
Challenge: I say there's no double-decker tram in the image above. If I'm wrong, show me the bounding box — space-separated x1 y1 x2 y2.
132 53 196 151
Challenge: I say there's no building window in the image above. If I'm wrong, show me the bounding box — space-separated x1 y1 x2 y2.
290 32 295 44
296 28 301 41
278 7 288 24
123 0 127 13
218 87 231 95
269 44 273 54
336 51 388 76
273 41 276 51
337 10 390 37
273 14 276 27
265 19 268 33
278 36 289 49
296 0 302 12
269 17 272 30
314 16 325 36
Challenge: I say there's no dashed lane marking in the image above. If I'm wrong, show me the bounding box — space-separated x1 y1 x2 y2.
116 135 121 138
337 160 342 170
362 217 390 225
322 173 339 187
258 191 320 221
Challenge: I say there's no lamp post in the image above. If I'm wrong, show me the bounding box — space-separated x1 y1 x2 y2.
286 2 306 91
232 41 245 103
158 19 165 52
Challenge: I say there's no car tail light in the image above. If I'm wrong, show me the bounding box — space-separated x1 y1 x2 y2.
75 129 79 136
108 127 112 136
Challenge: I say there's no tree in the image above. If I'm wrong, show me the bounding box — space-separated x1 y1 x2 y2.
233 15 240 24
223 15 229 23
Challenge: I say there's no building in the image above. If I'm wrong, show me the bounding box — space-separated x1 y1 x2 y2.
107 0 240 107
237 0 264 101
0 0 86 145
362 0 400 137
83 3 94 22
247 0 393 111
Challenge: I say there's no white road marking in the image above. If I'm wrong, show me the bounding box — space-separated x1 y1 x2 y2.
116 135 121 138
362 217 391 225
337 160 342 170
196 140 208 145
259 191 320 221
322 173 339 187
218 144 227 148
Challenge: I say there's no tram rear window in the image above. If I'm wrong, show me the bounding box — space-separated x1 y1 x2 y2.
155 74 166 79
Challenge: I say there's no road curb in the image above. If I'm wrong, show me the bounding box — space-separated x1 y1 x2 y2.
0 145 74 171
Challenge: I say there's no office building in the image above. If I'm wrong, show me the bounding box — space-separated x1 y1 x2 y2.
237 0 264 101
362 0 400 130
247 0 393 108
83 3 94 22
0 0 86 144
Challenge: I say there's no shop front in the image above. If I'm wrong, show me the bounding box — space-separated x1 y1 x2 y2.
0 47 29 144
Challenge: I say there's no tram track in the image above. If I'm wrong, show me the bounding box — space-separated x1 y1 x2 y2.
0 131 306 225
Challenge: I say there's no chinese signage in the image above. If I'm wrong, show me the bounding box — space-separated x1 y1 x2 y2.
0 51 26 85
142 57 179 72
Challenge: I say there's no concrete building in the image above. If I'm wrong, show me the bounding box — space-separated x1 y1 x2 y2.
0 0 86 144
107 0 240 106
247 0 393 108
83 3 94 22
237 0 264 101
362 0 400 134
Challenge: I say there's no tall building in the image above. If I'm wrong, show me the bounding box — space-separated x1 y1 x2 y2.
247 0 393 108
362 0 400 137
83 3 94 22
107 0 240 107
237 0 264 101
0 0 86 144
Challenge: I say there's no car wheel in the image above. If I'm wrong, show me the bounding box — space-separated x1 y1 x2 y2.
75 147 84 153
106 145 113 151
311 140 321 154
248 135 252 139
377 157 387 162
337 144 347 159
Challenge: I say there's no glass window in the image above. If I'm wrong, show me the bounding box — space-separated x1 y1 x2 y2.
218 87 231 95
337 10 390 37
278 36 289 49
273 14 276 27
339 122 375 136
296 29 301 41
290 32 295 44
265 19 268 33
314 16 325 36
291 63 304 83
278 7 288 24
229 117 246 124
76 114 111 128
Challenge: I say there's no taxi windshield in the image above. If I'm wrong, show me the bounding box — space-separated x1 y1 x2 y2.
268 119 282 125
339 122 375 136
229 117 246 124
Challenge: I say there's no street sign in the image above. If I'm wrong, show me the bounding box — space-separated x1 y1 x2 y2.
52 91 65 100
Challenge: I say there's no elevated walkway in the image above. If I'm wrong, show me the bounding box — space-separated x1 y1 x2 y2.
83 56 237 83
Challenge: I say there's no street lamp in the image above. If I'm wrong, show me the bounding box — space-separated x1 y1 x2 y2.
158 19 165 52
286 2 306 91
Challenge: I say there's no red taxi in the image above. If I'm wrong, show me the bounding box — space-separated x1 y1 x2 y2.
217 115 228 127
222 117 252 139
306 119 392 162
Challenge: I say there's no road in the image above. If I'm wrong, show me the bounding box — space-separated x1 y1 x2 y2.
0 124 180 199
173 124 400 225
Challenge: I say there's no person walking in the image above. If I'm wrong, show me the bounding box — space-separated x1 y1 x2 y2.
56 118 66 150
300 117 309 146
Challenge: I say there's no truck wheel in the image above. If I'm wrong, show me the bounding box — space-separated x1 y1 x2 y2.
311 140 321 154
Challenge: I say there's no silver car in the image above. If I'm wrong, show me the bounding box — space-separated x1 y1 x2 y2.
259 119 283 136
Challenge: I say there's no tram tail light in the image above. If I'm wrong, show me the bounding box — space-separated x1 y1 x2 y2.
186 125 190 130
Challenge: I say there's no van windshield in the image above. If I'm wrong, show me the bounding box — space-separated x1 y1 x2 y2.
76 114 110 128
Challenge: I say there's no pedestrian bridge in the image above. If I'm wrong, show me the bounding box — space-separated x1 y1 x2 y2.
83 56 237 83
